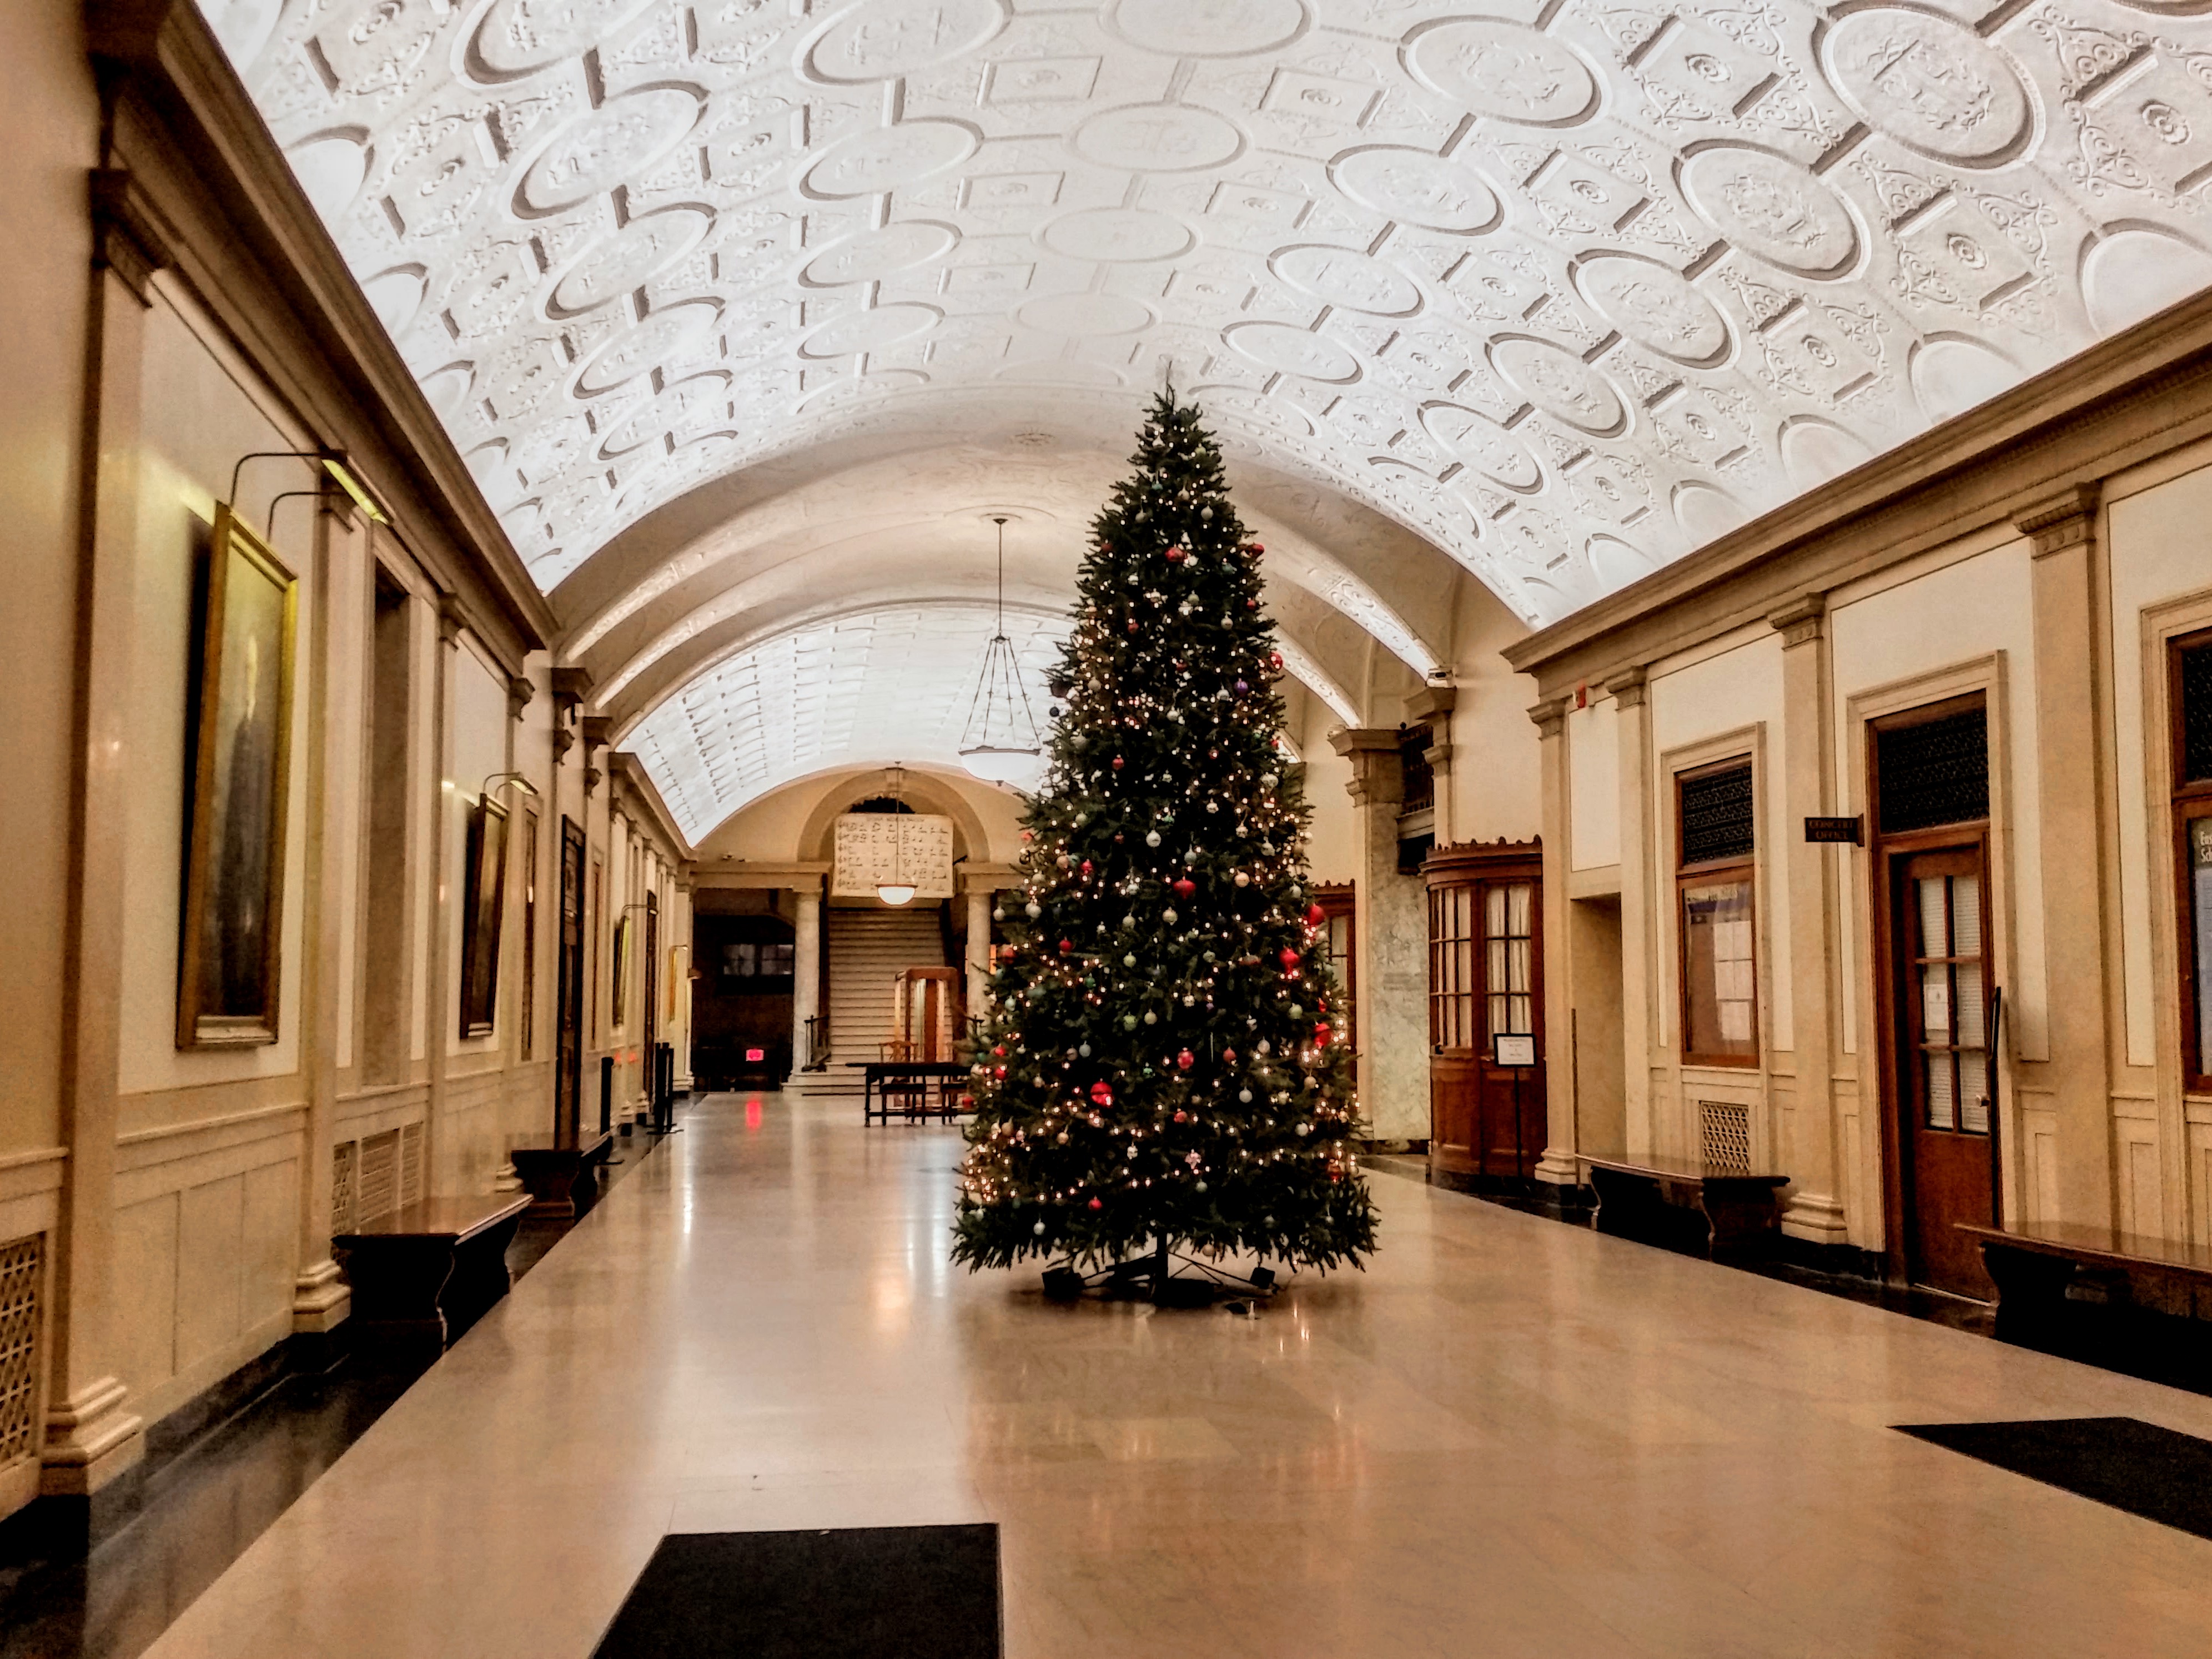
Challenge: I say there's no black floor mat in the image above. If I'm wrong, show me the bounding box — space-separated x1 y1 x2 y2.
1896 1416 2212 1541
592 1524 1002 1658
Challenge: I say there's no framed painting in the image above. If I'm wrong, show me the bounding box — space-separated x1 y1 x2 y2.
611 914 633 1029
458 793 510 1040
177 505 297 1049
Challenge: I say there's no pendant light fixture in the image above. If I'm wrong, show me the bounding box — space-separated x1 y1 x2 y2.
876 764 918 907
958 515 1042 787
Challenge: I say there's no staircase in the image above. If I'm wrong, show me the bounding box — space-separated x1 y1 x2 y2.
808 905 949 1088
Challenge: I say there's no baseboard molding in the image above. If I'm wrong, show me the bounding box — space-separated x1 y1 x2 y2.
2 1327 351 1558
1775 1236 1884 1280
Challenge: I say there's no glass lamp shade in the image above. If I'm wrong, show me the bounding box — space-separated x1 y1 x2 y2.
877 883 918 906
960 744 1040 785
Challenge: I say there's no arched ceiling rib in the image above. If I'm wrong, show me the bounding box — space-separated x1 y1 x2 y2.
207 0 2212 635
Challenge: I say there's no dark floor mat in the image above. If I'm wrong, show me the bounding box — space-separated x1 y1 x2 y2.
1896 1416 2212 1541
592 1524 1002 1658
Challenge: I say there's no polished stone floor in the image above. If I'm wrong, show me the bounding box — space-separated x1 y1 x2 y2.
143 1093 2212 1658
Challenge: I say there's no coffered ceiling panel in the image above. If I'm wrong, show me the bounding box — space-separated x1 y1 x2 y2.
210 0 2212 632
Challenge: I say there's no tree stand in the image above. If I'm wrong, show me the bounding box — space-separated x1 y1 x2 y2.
1040 1240 1278 1308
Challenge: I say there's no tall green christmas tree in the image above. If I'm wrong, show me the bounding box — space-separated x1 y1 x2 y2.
951 392 1378 1289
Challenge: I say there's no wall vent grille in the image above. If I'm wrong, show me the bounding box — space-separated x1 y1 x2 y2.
399 1122 425 1209
0 1236 45 1473
358 1130 401 1223
1698 1101 1752 1174
331 1142 358 1235
2182 640 2212 784
1680 763 1754 865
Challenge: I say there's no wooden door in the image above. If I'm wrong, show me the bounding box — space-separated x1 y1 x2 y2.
556 818 585 1147
1889 844 1997 1296
1427 844 1544 1182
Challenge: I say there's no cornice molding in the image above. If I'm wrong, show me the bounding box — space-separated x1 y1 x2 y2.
85 0 553 661
1505 281 2212 691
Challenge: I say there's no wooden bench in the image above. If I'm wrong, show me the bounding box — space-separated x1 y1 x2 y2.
1581 1152 1788 1259
508 1130 616 1219
1959 1220 2212 1340
335 1193 531 1349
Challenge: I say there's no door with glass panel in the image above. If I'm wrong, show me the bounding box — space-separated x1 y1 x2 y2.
1891 846 1997 1296
1427 844 1544 1182
1872 695 1998 1297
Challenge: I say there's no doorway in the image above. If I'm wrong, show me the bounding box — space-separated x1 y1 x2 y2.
1872 698 1997 1298
556 818 585 1146
1427 842 1545 1183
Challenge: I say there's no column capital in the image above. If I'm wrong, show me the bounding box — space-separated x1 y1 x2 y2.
506 673 535 720
2014 482 2101 557
1767 593 1827 648
1601 666 1647 708
1329 727 1405 807
89 169 173 305
1404 681 1456 725
436 592 468 646
1527 696 1570 738
580 713 612 756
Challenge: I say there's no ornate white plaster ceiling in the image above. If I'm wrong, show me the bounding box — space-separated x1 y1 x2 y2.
627 601 1070 836
212 0 2212 633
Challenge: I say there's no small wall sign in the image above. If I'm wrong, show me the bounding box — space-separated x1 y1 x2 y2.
1803 816 1863 844
1494 1033 1537 1068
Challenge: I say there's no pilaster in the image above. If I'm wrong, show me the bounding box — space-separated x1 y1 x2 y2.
44 250 153 1497
791 884 822 1071
2015 484 2118 1229
1606 668 1656 1159
1529 697 1580 1186
1328 728 1426 1144
1769 596 1849 1245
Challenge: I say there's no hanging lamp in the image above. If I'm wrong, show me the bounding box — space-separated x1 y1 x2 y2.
958 515 1043 786
876 765 918 906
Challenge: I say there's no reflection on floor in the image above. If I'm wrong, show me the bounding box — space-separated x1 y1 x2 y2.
0 1123 670 1659
127 1092 2212 1658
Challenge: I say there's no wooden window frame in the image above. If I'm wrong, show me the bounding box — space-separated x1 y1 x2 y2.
1675 756 1759 1069
2173 626 2212 1093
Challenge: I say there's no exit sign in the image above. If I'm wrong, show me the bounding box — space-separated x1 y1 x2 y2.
1804 816 1863 844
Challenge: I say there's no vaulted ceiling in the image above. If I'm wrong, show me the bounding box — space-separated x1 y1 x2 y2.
208 0 2212 832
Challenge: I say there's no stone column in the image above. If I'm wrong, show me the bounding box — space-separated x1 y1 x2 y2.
1327 729 1427 1146
1770 597 1850 1249
1530 697 1580 1188
43 183 162 1501
792 885 822 1072
672 879 694 1092
423 596 461 1189
1607 668 1657 1158
2017 486 2119 1230
964 883 994 1023
1408 681 1457 845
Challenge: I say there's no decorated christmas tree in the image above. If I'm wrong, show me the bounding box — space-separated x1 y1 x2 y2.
951 392 1378 1292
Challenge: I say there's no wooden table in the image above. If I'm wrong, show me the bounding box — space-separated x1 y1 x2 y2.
1959 1219 2212 1339
848 1060 969 1124
1581 1153 1788 1258
335 1193 532 1348
508 1131 616 1219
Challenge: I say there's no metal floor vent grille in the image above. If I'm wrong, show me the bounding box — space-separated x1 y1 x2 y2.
1699 1102 1753 1174
0 1236 46 1472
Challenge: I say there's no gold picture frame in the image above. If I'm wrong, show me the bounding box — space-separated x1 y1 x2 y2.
177 504 297 1049
611 913 632 1030
458 793 510 1040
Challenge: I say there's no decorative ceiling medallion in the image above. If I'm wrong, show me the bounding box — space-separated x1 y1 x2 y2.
1037 207 1194 262
1105 0 1309 58
799 303 944 358
1488 336 1628 438
800 221 961 286
518 90 701 216
801 0 1007 84
1404 18 1601 128
1014 293 1156 335
549 207 714 317
1680 145 1862 278
1823 8 2034 164
1572 253 1731 368
1225 321 1364 383
1070 104 1247 172
800 119 980 198
1328 146 1502 234
1270 244 1424 316
572 299 722 396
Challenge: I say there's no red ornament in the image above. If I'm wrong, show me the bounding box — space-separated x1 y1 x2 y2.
1173 1110 1188 1123
1305 902 1326 927
1279 947 1301 969
1088 1197 1103 1210
994 1065 1008 1079
1080 860 1093 877
1315 1023 1332 1045
1020 830 1034 842
1270 652 1284 671
1059 939 1073 954
993 1045 1007 1058
1089 1080 1114 1107
1223 1048 1237 1064
1172 877 1197 899
1128 620 1139 634
1112 756 1125 770
1165 546 1185 562
1177 1049 1194 1071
